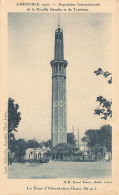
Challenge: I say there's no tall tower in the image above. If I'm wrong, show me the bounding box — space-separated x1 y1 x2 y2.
50 23 68 148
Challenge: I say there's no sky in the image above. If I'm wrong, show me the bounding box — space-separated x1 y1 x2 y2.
8 13 112 143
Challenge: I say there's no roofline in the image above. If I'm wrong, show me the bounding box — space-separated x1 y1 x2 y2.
52 143 74 150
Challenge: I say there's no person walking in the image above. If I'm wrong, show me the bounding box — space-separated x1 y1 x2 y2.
39 156 42 165
105 152 109 162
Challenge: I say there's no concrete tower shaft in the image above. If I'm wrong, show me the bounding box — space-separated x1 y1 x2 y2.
50 27 68 148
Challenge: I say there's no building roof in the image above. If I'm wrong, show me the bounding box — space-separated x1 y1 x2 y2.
52 143 74 150
26 148 48 153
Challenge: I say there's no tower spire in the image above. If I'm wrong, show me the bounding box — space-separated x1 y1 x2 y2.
58 14 60 28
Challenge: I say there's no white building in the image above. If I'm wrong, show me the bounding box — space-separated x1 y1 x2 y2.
25 148 49 160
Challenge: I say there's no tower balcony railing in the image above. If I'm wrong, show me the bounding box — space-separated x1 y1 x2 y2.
50 59 68 67
52 73 66 78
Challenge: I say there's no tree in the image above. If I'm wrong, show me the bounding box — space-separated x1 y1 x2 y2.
98 125 112 152
26 139 51 149
81 125 112 153
26 139 40 149
44 140 51 148
16 139 27 157
81 129 98 151
14 139 27 160
94 68 112 84
67 133 77 147
9 139 27 161
94 68 112 120
94 96 112 120
8 98 21 145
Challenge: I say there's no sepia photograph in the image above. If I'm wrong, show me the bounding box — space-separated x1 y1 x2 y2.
8 13 112 179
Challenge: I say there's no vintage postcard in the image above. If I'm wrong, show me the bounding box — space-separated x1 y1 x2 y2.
0 0 119 194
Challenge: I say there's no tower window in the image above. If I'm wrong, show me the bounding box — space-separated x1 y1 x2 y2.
59 65 62 71
55 65 58 73
59 34 61 40
59 34 61 42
